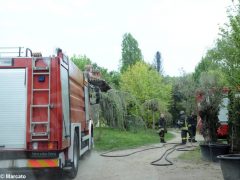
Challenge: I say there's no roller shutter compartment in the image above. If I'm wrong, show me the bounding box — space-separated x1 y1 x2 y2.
0 69 27 149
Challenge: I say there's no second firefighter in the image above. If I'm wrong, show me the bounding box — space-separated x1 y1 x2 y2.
178 111 188 144
158 113 167 143
187 112 197 142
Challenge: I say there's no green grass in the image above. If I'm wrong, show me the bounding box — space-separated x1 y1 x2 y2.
178 146 201 162
93 127 174 151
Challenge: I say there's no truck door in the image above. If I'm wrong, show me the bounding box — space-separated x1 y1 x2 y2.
60 59 70 139
0 68 27 149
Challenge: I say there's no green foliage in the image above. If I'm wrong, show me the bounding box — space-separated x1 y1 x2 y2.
142 99 173 128
107 71 121 89
193 4 240 149
197 71 225 143
94 127 174 151
228 90 240 152
71 55 120 88
172 72 196 115
99 89 145 131
120 61 171 106
100 90 127 130
170 54 227 126
193 54 225 83
120 33 143 72
198 71 225 90
71 54 91 71
204 7 240 86
120 61 172 127
92 63 109 80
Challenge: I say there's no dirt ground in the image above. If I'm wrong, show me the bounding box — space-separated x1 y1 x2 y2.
75 130 223 180
6 130 223 180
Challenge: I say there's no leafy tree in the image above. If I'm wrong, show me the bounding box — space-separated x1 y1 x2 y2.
120 33 143 72
71 55 92 71
71 55 120 88
228 90 240 152
169 76 185 126
120 61 171 105
142 98 171 129
175 71 197 115
208 4 240 152
92 63 120 89
203 8 240 86
193 52 223 83
109 71 121 89
100 90 145 131
171 67 227 124
197 71 225 143
152 51 163 74
120 61 172 126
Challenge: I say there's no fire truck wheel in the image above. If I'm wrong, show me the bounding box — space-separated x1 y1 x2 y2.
68 131 80 178
90 124 94 149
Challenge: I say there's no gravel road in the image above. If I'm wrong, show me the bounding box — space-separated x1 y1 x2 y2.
6 130 223 180
75 130 223 180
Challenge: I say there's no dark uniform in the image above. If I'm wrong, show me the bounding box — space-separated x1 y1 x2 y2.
187 113 197 142
179 111 188 144
158 116 166 143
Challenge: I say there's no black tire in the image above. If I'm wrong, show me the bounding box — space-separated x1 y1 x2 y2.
68 131 80 179
90 124 94 149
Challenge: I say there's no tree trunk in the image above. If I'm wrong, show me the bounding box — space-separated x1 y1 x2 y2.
232 124 240 153
152 112 155 129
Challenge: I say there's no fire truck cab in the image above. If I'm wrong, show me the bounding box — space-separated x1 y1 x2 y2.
0 47 96 178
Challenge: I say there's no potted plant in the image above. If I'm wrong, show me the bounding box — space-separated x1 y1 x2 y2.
197 72 230 162
200 2 240 178
217 90 240 180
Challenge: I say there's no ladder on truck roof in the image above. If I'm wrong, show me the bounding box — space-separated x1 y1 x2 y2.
30 57 51 141
0 47 32 57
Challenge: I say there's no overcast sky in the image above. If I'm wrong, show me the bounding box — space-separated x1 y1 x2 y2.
0 0 233 76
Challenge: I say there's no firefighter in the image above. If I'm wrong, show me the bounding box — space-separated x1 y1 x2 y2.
178 111 188 144
187 112 197 142
158 113 166 143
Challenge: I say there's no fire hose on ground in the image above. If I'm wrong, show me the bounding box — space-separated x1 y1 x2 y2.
100 142 198 166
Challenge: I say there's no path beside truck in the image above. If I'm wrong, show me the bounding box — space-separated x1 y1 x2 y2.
22 130 223 180
76 130 223 180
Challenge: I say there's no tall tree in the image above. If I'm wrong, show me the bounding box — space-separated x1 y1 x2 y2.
197 71 225 143
120 61 171 105
193 49 226 83
174 72 197 115
120 33 143 72
200 5 240 151
152 51 163 74
120 61 172 126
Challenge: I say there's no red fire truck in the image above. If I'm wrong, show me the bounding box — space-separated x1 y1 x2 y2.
0 47 97 178
196 88 229 139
